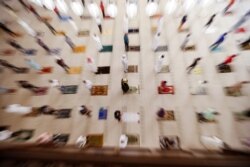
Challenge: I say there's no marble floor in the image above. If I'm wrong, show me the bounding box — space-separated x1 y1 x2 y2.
0 0 250 151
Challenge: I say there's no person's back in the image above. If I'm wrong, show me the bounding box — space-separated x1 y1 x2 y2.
124 34 128 43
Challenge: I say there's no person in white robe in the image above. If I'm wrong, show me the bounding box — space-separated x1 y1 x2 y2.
121 54 128 73
154 54 164 73
92 34 103 51
86 57 98 73
152 32 160 51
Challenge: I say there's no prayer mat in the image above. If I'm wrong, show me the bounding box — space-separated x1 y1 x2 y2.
81 16 92 19
127 65 138 73
211 47 223 52
124 86 140 94
12 129 34 141
13 67 29 74
38 66 53 74
100 45 113 52
55 109 71 118
157 110 175 121
159 65 170 73
33 87 49 96
193 67 202 75
129 46 140 52
159 136 180 150
158 86 174 94
128 28 139 33
217 64 232 73
91 85 108 96
150 14 162 19
224 87 243 97
184 45 196 51
0 49 16 56
191 88 207 95
52 134 69 146
155 45 168 52
73 46 86 53
87 134 103 147
241 44 250 50
68 67 82 74
24 49 37 56
96 66 110 74
98 107 108 120
55 31 66 36
78 30 90 37
60 85 78 94
41 16 52 22
151 26 157 33
178 28 189 33
126 134 139 146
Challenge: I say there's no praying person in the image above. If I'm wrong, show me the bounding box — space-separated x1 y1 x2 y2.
124 33 129 52
3 104 32 115
100 1 105 18
217 54 237 67
43 21 57 35
86 57 98 73
55 56 70 73
229 9 250 32
229 81 250 93
92 34 103 51
186 57 202 74
0 22 18 36
79 105 92 117
239 36 250 48
191 80 208 95
64 35 75 49
49 79 60 88
152 32 160 51
223 0 235 14
36 38 51 53
178 15 187 31
205 14 216 28
7 39 26 53
155 54 164 73
114 110 121 122
28 4 42 20
0 59 25 73
181 33 191 50
25 58 42 71
96 16 102 33
121 78 129 93
209 33 227 50
17 80 46 94
82 79 93 91
121 54 128 73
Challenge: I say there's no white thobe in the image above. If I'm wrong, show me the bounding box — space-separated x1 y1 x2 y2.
154 56 164 73
121 54 128 72
84 80 93 90
87 58 98 73
92 35 103 51
152 34 160 51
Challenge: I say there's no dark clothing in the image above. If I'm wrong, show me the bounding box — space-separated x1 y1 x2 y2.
18 0 29 10
56 59 70 72
121 79 129 93
124 34 129 51
29 5 42 20
98 24 102 33
18 81 39 90
187 58 201 73
205 14 216 27
8 41 25 52
181 15 187 24
44 21 57 35
210 33 227 49
0 22 17 36
81 0 85 7
37 38 51 52
114 110 121 121
240 37 250 47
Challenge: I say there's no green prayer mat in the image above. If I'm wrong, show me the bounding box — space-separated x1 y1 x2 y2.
100 45 113 52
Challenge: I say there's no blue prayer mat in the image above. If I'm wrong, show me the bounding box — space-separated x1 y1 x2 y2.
98 107 108 120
